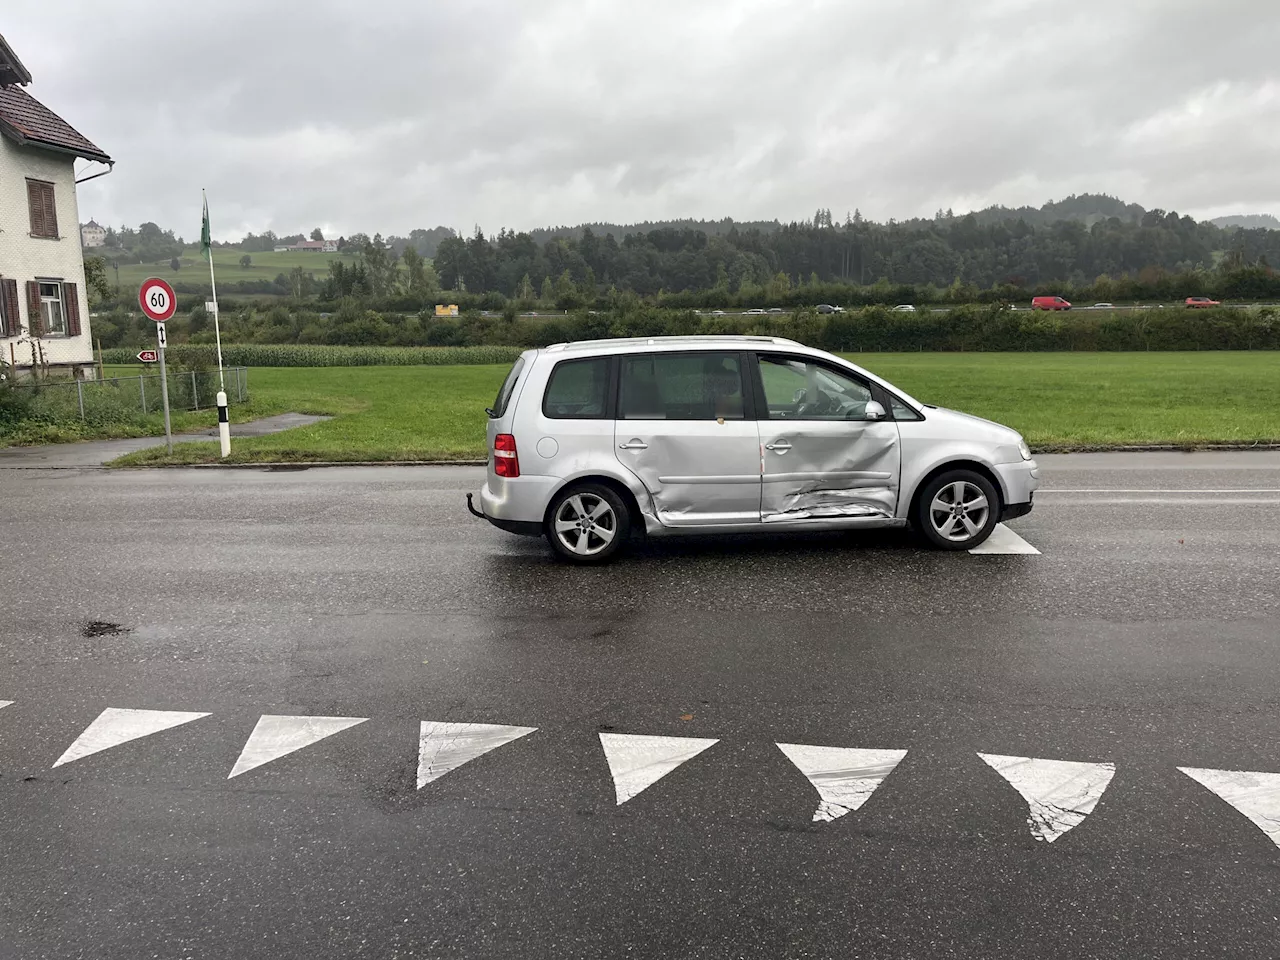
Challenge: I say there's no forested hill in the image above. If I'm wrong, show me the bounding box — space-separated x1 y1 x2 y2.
1210 214 1280 230
526 218 784 244
92 194 1280 301
522 195 1180 242
427 194 1280 298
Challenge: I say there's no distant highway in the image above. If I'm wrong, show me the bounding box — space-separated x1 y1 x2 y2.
499 303 1280 319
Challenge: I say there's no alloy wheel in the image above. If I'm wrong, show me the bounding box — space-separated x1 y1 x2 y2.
928 480 990 543
552 493 617 557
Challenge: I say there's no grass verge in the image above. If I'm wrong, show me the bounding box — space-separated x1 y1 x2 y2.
106 351 1280 466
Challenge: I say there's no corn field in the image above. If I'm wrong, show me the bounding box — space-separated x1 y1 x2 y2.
99 344 524 368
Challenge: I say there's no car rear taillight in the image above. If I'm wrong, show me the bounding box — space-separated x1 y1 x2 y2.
493 433 520 478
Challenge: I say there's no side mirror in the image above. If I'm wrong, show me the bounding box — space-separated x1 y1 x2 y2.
863 400 886 420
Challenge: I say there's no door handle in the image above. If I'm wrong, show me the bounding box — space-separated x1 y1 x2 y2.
619 440 648 450
765 440 792 452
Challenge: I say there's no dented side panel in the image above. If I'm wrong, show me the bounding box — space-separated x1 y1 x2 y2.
615 419 762 526
760 421 901 522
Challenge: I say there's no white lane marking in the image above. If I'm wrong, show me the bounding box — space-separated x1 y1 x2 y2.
0 700 11 711
417 721 537 789
978 753 1116 842
776 743 907 822
599 733 719 805
1040 489 1280 494
228 714 367 779
969 524 1041 555
1179 767 1280 849
51 708 210 768
1042 498 1280 505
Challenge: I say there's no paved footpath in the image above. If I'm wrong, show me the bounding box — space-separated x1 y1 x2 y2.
0 452 1279 959
0 413 329 467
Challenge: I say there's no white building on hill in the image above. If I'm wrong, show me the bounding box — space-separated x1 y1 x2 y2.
80 218 106 248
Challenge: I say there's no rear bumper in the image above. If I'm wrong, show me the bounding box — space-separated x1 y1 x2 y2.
473 476 559 537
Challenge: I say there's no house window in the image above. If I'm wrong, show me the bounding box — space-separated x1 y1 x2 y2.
26 179 58 239
38 281 66 336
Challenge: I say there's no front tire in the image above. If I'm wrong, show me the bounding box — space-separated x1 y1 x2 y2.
914 470 1000 550
545 483 630 564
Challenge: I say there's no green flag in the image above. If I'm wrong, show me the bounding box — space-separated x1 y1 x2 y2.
200 191 211 259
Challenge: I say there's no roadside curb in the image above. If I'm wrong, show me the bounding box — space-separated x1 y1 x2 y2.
105 443 1280 469
1033 443 1280 453
10 445 1280 471
115 459 490 469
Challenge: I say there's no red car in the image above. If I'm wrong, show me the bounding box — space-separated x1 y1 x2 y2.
1031 296 1071 311
1185 297 1221 308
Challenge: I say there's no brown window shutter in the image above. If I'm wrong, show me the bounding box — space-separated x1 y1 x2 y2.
26 281 43 336
0 278 16 337
43 183 58 238
27 181 45 236
63 282 81 336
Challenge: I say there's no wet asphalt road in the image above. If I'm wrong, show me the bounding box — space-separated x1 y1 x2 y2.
1 453 1279 960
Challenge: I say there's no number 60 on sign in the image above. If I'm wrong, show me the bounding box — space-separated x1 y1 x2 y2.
138 277 177 323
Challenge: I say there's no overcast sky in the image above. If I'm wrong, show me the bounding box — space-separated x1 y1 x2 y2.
5 0 1278 241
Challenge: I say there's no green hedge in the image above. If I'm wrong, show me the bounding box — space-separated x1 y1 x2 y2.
100 306 1280 365
100 344 526 367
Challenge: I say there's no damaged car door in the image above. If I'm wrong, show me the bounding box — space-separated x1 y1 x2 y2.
754 353 900 522
615 351 762 526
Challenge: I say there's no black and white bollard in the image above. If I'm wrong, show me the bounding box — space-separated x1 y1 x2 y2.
217 391 231 457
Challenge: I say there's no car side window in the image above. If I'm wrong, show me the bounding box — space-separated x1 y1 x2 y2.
757 355 875 420
619 352 745 420
542 357 610 419
490 356 525 418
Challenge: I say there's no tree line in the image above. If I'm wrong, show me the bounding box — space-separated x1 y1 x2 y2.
427 195 1280 300
89 194 1280 312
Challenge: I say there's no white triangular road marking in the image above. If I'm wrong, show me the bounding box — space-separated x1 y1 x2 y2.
599 733 719 805
979 752 1115 842
0 700 11 711
1179 767 1280 849
417 721 537 789
228 714 367 778
52 707 210 768
970 524 1041 555
776 743 907 822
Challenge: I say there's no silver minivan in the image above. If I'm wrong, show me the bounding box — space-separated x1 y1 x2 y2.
468 336 1037 563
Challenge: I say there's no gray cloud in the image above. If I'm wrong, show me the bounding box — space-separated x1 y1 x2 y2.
6 0 1279 239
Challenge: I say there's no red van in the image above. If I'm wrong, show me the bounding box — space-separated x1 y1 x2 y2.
1031 296 1072 311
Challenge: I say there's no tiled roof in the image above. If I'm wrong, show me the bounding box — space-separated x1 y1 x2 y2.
0 85 110 163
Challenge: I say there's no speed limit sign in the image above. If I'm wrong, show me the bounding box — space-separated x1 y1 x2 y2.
138 277 177 322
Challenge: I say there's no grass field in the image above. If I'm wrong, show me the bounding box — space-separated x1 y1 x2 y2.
104 246 357 289
107 351 1280 466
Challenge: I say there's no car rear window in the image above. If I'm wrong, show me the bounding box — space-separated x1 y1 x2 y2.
542 357 611 419
489 356 526 418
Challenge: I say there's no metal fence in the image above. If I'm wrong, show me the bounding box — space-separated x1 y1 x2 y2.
11 366 248 422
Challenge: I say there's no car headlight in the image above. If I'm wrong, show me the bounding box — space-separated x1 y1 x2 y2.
1018 438 1033 461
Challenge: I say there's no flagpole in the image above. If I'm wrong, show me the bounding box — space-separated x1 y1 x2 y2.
203 189 225 392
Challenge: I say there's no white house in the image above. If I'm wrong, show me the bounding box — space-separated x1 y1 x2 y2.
0 32 111 377
80 218 105 248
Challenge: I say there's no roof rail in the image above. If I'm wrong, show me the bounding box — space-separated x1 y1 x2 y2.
544 335 802 352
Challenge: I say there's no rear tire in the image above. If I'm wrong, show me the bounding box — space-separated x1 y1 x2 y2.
545 483 630 564
914 470 1000 551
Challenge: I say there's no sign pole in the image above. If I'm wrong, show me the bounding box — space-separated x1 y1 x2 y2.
138 277 178 455
157 322 172 454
